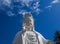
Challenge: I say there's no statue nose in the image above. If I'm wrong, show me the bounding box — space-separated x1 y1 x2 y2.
25 18 32 26
26 21 31 26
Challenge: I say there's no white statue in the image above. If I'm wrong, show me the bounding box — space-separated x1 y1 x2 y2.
12 13 52 44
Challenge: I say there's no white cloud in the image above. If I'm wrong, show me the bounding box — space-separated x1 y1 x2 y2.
35 8 42 15
45 5 52 9
18 9 31 16
0 0 41 16
13 0 34 7
20 0 40 7
45 0 60 9
3 0 11 6
21 0 33 6
18 10 27 14
33 2 40 9
17 0 41 15
29 1 41 15
7 11 15 16
51 0 59 4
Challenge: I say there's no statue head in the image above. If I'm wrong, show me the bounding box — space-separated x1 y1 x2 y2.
23 13 34 31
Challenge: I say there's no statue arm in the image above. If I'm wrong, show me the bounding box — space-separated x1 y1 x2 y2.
39 34 52 44
35 31 52 44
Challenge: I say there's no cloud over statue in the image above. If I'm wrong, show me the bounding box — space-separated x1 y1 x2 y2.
0 0 41 16
12 13 52 44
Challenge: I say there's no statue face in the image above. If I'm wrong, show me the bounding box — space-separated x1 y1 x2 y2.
23 14 34 31
24 17 34 30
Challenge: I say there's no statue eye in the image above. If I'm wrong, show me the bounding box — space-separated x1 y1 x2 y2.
30 23 32 25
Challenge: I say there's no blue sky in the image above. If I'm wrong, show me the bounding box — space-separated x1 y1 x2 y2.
0 0 60 44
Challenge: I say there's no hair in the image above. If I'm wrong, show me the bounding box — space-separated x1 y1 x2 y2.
24 13 32 17
23 13 34 25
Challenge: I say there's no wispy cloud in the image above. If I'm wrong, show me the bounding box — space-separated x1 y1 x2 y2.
7 11 15 16
0 0 41 16
51 0 59 4
45 5 52 9
18 10 28 15
30 1 41 15
45 0 60 9
20 0 33 7
2 0 11 6
19 0 41 15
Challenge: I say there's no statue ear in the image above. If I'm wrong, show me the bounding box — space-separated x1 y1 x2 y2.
47 41 52 44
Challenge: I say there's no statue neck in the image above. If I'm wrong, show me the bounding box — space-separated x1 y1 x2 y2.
23 26 34 31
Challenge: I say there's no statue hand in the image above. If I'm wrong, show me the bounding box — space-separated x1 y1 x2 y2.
47 41 52 44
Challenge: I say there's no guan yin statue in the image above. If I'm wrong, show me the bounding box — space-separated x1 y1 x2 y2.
12 13 52 44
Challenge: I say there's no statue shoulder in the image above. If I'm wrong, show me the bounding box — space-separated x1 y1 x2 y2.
14 31 22 39
34 31 42 36
12 31 23 44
